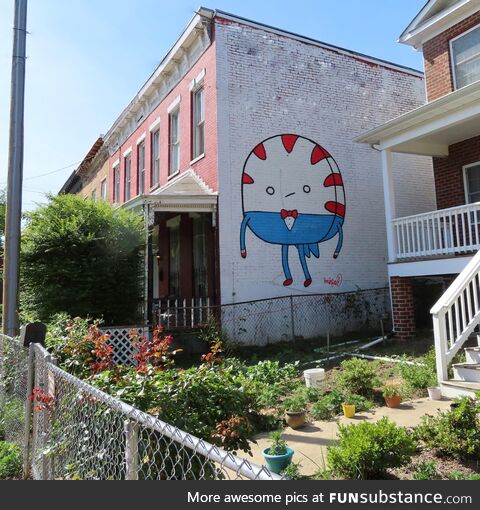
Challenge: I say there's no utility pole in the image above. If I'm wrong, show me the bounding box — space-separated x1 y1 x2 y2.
2 0 28 337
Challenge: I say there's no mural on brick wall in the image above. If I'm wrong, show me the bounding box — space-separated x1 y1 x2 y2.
240 134 345 287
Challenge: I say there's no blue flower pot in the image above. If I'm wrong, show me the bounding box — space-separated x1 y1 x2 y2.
262 447 294 474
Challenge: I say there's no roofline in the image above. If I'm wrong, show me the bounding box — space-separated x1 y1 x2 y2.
354 79 480 145
398 0 480 49
214 8 423 77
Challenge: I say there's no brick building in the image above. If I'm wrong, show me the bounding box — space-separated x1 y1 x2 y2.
61 7 434 344
357 0 480 396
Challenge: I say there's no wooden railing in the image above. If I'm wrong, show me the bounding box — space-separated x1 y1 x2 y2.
392 202 480 260
153 297 214 329
431 250 480 382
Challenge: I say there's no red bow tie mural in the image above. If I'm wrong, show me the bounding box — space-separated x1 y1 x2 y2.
281 209 298 220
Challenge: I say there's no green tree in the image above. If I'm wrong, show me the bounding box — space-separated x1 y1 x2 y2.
21 194 145 325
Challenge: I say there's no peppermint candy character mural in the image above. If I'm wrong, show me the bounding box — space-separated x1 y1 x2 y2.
240 134 345 288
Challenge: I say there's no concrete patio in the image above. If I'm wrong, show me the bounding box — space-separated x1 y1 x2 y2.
247 397 453 476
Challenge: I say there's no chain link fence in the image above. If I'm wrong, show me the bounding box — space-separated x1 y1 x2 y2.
220 287 390 345
0 334 280 481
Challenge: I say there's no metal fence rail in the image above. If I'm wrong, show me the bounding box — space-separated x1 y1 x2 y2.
1 334 280 480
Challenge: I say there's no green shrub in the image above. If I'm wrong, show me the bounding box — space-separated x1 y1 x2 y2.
281 462 302 480
21 194 145 324
267 431 288 456
311 390 374 421
448 470 480 480
0 398 24 441
282 395 307 413
0 441 22 479
336 358 378 396
413 460 438 480
414 397 480 459
327 418 417 479
399 349 437 391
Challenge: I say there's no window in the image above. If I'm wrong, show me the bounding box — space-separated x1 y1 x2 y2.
138 141 145 194
101 178 107 200
451 25 480 89
169 222 181 297
465 163 480 203
169 109 180 175
91 189 96 202
113 165 120 203
192 215 208 297
124 154 131 202
151 129 160 187
192 86 205 159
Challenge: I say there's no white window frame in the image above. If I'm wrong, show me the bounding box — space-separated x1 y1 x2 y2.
113 164 120 203
151 128 160 187
124 154 132 202
463 160 480 203
169 108 180 176
100 178 107 200
450 22 480 90
192 85 205 161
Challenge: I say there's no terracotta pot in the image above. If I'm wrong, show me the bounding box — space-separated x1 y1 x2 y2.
285 411 306 429
384 394 401 408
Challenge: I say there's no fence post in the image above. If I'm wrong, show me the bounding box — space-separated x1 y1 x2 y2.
22 343 35 479
289 295 295 342
125 419 139 480
40 351 56 480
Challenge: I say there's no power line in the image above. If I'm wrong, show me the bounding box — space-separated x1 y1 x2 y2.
0 160 81 185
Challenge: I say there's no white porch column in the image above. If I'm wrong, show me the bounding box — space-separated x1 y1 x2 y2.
381 149 397 263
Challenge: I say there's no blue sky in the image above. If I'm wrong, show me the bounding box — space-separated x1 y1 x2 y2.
0 0 426 211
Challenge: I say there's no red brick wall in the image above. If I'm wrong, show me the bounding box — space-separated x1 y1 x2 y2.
390 276 415 342
433 135 480 209
108 37 218 204
424 11 480 101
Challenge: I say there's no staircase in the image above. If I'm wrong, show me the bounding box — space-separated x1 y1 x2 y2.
431 250 480 398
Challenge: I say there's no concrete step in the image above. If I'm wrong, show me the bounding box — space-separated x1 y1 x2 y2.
465 347 480 364
440 379 480 399
452 362 480 383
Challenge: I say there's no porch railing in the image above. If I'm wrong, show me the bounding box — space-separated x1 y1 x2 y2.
392 202 480 260
153 297 214 329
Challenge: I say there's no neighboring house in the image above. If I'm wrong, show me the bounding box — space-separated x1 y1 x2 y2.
356 0 480 397
61 7 434 344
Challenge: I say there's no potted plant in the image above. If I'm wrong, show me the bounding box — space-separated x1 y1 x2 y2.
341 394 356 418
262 431 294 474
383 384 402 408
283 395 307 429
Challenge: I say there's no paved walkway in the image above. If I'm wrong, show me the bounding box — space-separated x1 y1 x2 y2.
247 397 452 476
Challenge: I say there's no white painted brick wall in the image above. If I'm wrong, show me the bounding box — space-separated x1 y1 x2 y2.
215 20 435 325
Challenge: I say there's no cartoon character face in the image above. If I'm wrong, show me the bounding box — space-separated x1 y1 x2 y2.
240 134 346 288
242 135 345 217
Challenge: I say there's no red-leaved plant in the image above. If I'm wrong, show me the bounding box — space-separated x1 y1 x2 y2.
30 387 55 412
130 326 179 373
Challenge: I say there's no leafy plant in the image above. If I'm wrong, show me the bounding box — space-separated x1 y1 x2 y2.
311 390 344 420
281 462 302 480
267 431 288 456
0 441 22 479
21 194 145 324
336 358 379 396
399 350 437 391
283 395 307 413
383 384 402 398
447 470 480 480
414 397 480 460
412 461 438 480
0 398 24 441
327 418 417 479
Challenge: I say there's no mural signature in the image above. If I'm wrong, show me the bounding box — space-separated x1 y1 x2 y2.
324 274 343 287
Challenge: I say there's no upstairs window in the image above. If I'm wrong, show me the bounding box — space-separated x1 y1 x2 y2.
192 86 205 159
151 129 160 187
113 165 120 203
138 141 145 194
451 25 480 89
169 109 180 175
464 162 480 203
101 178 107 200
124 154 131 202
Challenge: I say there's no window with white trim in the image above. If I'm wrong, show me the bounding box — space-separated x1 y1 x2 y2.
192 86 205 159
465 163 480 203
101 178 107 200
451 25 480 89
169 109 180 175
151 129 160 186
124 154 131 202
138 141 145 194
113 165 120 203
